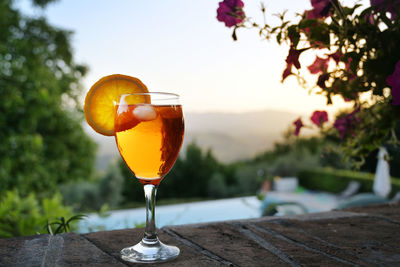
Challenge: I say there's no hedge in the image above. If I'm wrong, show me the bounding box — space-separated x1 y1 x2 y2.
298 168 400 198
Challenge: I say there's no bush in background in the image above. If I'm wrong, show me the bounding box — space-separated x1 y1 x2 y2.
298 168 400 197
0 190 76 238
60 162 124 211
236 135 349 187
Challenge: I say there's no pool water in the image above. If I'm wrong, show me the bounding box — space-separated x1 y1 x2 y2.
78 196 262 233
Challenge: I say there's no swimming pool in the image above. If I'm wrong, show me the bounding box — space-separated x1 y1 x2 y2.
78 196 262 233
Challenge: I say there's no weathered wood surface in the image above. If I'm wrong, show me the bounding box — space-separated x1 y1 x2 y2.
1 203 400 266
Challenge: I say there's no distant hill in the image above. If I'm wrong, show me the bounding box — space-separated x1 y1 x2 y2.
182 110 301 162
84 109 302 170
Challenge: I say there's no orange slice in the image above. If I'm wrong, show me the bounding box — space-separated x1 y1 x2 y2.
84 74 149 136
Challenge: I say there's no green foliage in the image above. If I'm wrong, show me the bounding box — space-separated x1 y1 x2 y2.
98 163 124 208
133 221 146 228
31 0 59 8
234 164 266 195
252 135 350 171
160 143 237 199
162 144 216 198
97 204 111 218
0 190 76 238
0 0 96 197
298 168 400 197
119 159 144 203
207 172 229 198
232 134 353 195
46 214 86 235
59 181 100 211
60 162 124 211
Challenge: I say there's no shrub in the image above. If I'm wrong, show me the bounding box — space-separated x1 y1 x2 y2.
298 168 400 197
59 162 125 211
98 163 124 208
234 164 265 195
208 172 229 198
59 181 100 211
0 190 76 238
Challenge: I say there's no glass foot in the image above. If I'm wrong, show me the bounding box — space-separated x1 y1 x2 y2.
120 237 180 263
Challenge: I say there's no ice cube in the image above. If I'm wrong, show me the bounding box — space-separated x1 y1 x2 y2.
133 105 157 121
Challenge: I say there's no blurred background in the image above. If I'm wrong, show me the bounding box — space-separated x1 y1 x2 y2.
1 0 399 237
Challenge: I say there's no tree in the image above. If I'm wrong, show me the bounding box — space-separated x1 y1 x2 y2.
0 0 96 197
119 159 145 203
160 143 219 199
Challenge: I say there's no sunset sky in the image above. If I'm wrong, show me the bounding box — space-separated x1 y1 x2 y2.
19 0 368 115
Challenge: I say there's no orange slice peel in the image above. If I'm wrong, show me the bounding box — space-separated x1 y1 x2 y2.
84 74 149 136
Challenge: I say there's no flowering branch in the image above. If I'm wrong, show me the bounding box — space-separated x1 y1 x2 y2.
217 0 400 163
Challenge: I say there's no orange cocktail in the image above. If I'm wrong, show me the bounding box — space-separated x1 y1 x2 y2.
84 75 184 263
115 103 184 185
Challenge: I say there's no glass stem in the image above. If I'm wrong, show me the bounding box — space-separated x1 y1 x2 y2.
143 184 158 243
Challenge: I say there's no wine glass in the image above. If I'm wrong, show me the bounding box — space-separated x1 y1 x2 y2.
114 92 184 263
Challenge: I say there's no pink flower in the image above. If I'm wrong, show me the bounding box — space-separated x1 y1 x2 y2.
282 64 293 81
293 118 304 136
310 0 337 18
333 109 360 139
333 117 348 139
310 110 328 127
282 46 307 81
370 0 400 19
386 60 400 105
304 9 319 19
286 46 303 69
308 56 330 74
217 0 245 28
